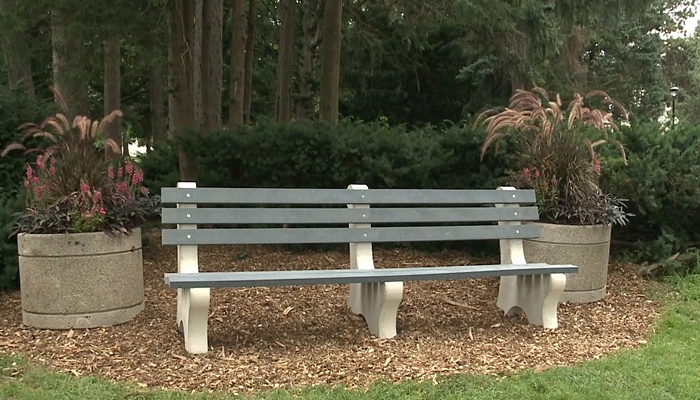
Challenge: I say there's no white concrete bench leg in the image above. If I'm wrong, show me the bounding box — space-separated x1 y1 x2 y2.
496 186 566 329
358 281 403 338
348 184 404 338
175 181 211 353
496 273 566 328
177 287 211 354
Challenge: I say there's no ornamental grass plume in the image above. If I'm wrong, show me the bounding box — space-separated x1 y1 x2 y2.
2 87 159 234
475 87 631 226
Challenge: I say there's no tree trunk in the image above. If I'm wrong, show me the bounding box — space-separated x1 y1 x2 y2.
242 0 257 124
510 75 525 95
201 0 223 131
104 37 122 160
192 0 204 128
149 60 166 146
319 0 342 123
51 9 90 119
229 0 246 127
295 0 321 120
168 0 198 181
275 0 296 124
0 0 35 99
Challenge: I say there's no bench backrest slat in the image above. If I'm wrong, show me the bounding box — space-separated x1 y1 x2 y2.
161 187 535 205
161 206 540 225
161 224 540 245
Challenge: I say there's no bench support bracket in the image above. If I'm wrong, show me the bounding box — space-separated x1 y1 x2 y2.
177 287 211 354
356 281 403 338
496 186 566 328
348 184 404 338
497 273 566 329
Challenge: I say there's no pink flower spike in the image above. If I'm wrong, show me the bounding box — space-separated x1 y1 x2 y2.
26 165 34 180
108 165 115 180
125 161 134 175
132 170 143 185
80 182 90 193
36 155 45 170
118 167 123 178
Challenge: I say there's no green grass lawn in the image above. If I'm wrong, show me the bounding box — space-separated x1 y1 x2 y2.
2 275 699 400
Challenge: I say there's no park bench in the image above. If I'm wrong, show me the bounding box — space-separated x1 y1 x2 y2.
161 183 578 354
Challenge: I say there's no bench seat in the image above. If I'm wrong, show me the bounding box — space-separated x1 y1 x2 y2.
165 263 576 288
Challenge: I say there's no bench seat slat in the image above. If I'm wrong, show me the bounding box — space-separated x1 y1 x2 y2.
162 224 541 245
162 206 540 225
164 264 578 288
161 188 536 205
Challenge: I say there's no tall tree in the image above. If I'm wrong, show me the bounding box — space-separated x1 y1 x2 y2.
201 0 223 130
0 0 35 98
51 7 90 118
242 0 257 124
192 0 204 127
229 0 246 126
149 55 167 147
168 0 197 180
319 0 342 122
104 37 122 160
275 0 296 123
295 0 321 120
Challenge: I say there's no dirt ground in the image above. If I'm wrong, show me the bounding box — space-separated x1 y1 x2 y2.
0 229 665 394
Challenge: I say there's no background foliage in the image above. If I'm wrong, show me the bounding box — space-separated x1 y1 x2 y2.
1 0 700 284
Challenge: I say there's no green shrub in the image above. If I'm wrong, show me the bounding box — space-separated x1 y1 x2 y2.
140 119 511 256
140 118 700 267
0 88 57 195
141 118 510 193
135 145 180 197
0 190 24 290
599 122 700 263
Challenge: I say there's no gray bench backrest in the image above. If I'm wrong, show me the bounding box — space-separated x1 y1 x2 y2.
161 187 540 245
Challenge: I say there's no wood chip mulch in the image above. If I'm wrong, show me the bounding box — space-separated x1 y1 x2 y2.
0 230 666 394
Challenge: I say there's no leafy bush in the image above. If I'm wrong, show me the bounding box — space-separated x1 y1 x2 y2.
139 119 511 255
599 121 700 263
0 87 56 195
141 118 510 194
0 190 24 290
138 118 700 269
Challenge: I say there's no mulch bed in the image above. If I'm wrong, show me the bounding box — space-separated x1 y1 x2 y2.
0 229 665 394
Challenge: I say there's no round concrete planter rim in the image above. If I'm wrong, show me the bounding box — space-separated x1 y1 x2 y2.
18 228 142 257
525 222 612 245
17 228 142 240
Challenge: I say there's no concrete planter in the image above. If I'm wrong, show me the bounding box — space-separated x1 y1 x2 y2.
18 228 144 329
523 222 611 303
